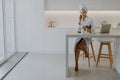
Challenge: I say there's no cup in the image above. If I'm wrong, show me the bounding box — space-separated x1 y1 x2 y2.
75 25 81 33
81 28 84 34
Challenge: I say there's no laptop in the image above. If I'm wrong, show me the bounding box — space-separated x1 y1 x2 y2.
100 24 111 34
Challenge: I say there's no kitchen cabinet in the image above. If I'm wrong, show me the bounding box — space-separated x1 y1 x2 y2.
45 0 120 11
45 0 75 10
102 0 120 11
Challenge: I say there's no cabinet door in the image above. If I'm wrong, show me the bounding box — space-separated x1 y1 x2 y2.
45 0 120 11
45 0 75 10
75 0 104 11
45 0 104 10
103 0 120 11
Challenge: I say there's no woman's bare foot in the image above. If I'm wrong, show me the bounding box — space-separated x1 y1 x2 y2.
75 66 79 71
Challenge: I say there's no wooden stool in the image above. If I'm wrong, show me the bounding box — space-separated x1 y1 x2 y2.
96 42 113 68
80 41 96 67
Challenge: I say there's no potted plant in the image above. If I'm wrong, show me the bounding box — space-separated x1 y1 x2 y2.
116 22 120 28
48 21 56 27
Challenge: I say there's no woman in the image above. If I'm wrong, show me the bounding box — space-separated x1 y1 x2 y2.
75 5 94 71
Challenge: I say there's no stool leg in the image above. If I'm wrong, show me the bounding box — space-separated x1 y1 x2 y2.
96 43 103 67
90 42 96 62
84 48 90 67
88 55 90 67
108 42 113 68
87 47 90 67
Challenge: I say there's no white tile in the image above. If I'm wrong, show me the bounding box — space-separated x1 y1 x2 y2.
4 53 120 80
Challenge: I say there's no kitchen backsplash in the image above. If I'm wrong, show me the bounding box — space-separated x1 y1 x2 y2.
45 11 120 28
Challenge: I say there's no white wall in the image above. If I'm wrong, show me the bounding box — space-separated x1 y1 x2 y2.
16 0 120 54
16 0 74 54
15 0 46 53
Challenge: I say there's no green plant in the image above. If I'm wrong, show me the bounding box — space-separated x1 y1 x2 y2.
116 22 120 28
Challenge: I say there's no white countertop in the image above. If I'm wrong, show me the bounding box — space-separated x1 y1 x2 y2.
66 30 120 38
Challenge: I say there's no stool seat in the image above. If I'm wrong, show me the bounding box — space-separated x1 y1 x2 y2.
97 38 113 43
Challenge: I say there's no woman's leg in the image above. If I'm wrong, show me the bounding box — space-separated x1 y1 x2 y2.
74 39 89 71
79 39 89 57
75 43 80 71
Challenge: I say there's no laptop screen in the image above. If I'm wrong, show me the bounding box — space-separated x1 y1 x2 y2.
100 24 111 33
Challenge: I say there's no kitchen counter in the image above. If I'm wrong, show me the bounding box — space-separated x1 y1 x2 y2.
65 31 120 77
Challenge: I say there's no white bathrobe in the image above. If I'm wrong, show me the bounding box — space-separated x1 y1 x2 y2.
76 16 94 50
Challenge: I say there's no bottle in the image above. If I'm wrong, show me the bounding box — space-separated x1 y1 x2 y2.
86 25 91 33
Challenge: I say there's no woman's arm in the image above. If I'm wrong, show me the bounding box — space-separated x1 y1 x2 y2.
78 15 82 25
83 18 94 33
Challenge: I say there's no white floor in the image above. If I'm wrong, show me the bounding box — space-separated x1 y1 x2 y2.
3 53 120 80
0 52 27 79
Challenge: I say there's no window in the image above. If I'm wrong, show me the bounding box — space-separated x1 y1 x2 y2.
0 0 16 64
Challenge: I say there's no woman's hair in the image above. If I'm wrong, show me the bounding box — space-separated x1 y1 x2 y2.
82 9 87 12
79 4 88 12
